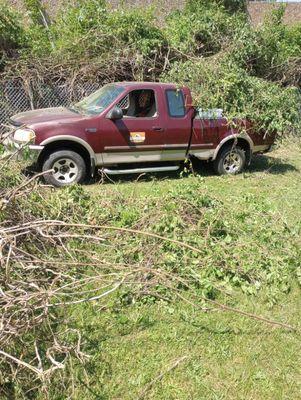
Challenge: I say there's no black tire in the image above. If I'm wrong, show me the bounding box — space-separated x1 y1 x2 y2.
213 145 246 175
42 150 87 187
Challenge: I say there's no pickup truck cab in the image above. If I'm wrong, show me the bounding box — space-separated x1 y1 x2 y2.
7 82 274 186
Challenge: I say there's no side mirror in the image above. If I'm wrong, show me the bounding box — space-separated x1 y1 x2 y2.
106 106 123 120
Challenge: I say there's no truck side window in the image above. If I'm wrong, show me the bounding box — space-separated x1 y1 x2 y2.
117 89 157 118
166 90 185 118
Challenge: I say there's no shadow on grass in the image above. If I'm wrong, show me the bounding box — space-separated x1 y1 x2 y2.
22 154 298 185
91 154 298 185
189 321 279 336
77 377 108 400
248 154 299 175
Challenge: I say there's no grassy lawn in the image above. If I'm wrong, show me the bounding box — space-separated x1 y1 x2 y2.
86 140 301 225
67 291 301 400
43 141 301 400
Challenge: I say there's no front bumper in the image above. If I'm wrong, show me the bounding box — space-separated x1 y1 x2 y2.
2 134 44 164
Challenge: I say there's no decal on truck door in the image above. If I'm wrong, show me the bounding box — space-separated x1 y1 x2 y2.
130 132 146 143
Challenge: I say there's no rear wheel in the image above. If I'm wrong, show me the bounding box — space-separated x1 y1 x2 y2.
42 150 87 187
213 145 246 175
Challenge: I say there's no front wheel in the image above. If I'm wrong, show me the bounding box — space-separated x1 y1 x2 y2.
213 145 246 175
42 150 87 187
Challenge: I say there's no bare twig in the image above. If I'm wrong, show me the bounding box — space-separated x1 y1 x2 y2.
138 356 188 400
204 298 297 331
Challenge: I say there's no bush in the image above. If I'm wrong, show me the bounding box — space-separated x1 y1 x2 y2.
24 0 48 26
105 8 166 56
162 59 301 134
0 1 26 67
51 0 107 58
21 0 54 57
186 0 247 14
2 0 301 136
34 2 164 60
165 1 246 56
228 6 301 83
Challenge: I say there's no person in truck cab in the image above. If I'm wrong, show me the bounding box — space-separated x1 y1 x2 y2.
135 90 156 118
120 90 157 118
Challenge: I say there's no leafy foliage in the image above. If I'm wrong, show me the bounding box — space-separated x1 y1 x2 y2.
228 7 301 82
1 1 301 134
24 0 47 26
165 2 246 56
162 59 301 134
1 138 301 398
0 2 26 68
49 0 108 58
25 1 164 60
186 0 247 14
105 8 166 56
1 2 301 396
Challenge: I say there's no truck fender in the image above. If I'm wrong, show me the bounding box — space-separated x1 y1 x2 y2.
212 134 254 161
39 135 96 175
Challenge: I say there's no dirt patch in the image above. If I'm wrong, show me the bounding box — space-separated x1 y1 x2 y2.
248 2 301 26
10 0 301 25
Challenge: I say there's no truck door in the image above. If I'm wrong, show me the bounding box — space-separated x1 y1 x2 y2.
162 89 194 161
99 88 165 165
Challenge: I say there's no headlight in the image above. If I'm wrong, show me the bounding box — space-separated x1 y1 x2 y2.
13 128 35 143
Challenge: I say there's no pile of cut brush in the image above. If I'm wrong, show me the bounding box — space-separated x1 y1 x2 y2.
0 153 190 396
0 155 145 396
0 146 297 397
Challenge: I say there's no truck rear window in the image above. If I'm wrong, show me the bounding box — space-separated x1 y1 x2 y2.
166 90 185 117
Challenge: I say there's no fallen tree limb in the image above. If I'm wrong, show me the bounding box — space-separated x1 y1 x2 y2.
2 219 204 255
2 219 298 331
138 356 188 400
204 298 297 332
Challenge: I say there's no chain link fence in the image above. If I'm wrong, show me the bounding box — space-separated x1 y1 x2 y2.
0 80 100 130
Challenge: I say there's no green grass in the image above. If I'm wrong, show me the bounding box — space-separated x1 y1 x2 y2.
86 142 301 224
61 288 301 400
41 141 301 400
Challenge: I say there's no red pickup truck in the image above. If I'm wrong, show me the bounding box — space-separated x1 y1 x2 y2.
7 82 274 187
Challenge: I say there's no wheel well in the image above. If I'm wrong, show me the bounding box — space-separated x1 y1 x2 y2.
215 138 252 164
38 140 93 174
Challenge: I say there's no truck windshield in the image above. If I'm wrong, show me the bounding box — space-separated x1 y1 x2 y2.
73 84 125 115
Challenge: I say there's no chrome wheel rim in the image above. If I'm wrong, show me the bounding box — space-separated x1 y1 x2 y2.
52 158 79 183
223 151 242 174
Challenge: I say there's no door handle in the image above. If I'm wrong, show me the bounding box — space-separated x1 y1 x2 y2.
152 126 164 132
